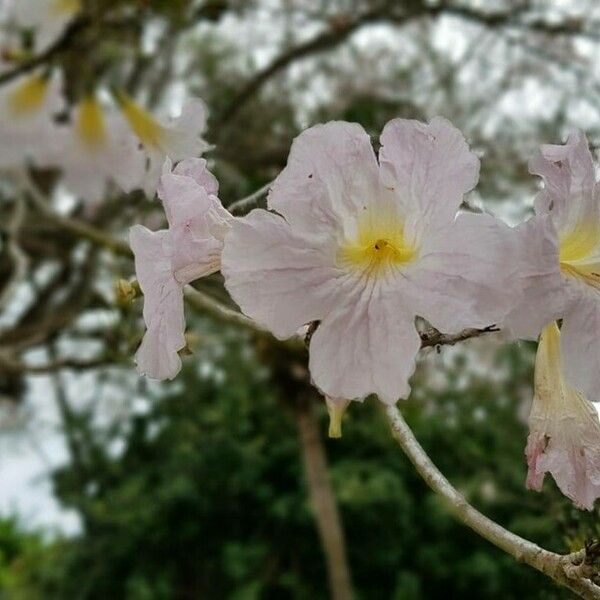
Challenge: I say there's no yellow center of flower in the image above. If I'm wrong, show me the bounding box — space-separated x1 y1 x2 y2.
8 76 48 116
338 208 416 276
51 0 81 16
559 223 600 288
118 92 165 150
76 97 107 149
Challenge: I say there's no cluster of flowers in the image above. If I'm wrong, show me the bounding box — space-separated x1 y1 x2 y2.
131 116 600 511
0 0 208 199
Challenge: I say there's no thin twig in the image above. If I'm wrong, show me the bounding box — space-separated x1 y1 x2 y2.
384 404 600 599
228 180 273 214
0 194 28 316
0 17 88 86
420 325 499 349
0 352 121 374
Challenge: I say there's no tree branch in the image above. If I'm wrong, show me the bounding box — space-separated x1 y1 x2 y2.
384 404 600 599
0 17 89 86
227 180 273 214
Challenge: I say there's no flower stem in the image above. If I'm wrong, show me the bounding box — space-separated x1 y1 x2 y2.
383 404 600 599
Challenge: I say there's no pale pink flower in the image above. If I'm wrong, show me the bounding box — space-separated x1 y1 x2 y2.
118 95 210 197
38 95 146 201
504 131 600 400
222 118 523 404
130 158 232 380
0 71 63 168
526 322 600 510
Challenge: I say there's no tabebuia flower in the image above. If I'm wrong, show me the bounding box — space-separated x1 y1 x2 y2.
222 118 524 404
130 158 232 380
504 131 600 400
526 322 600 510
42 95 146 200
0 71 63 168
117 93 210 196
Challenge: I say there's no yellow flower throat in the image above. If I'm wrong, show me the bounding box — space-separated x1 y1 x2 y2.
339 208 416 276
559 223 600 287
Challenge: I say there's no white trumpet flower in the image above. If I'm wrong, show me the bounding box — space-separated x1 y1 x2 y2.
0 71 63 168
526 322 600 510
130 158 232 380
504 131 600 400
46 96 146 201
117 93 210 197
222 118 526 404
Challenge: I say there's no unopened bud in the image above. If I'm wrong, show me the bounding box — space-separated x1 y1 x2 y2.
115 279 140 305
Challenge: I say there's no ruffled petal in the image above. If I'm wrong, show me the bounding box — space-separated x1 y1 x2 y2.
163 98 210 161
379 116 480 243
402 213 521 332
173 157 219 196
267 121 380 235
130 225 185 380
501 214 567 339
526 322 600 510
560 293 600 400
222 209 344 339
530 131 599 243
308 280 421 404
157 171 231 283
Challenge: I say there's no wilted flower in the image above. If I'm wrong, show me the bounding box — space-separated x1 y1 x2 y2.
130 158 232 380
526 322 600 510
222 118 524 404
117 93 210 196
0 71 63 168
504 131 600 399
45 95 146 200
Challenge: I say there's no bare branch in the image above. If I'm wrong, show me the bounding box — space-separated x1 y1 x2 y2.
420 325 499 349
228 180 273 214
0 17 88 86
0 352 122 375
384 404 600 599
0 194 28 317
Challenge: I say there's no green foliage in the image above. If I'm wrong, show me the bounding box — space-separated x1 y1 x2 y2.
3 335 598 598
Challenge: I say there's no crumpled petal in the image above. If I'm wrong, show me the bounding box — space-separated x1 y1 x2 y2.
172 157 219 196
131 161 230 380
130 225 185 380
526 322 600 510
379 116 480 244
308 281 422 404
560 293 600 400
267 121 380 236
157 169 231 282
222 210 344 339
531 130 598 238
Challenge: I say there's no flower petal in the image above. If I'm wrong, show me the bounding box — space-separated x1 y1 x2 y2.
308 281 421 404
531 130 599 239
379 116 480 242
222 209 344 339
403 213 521 332
501 214 567 339
267 121 380 235
561 293 600 400
130 225 185 380
173 157 219 196
526 322 600 510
